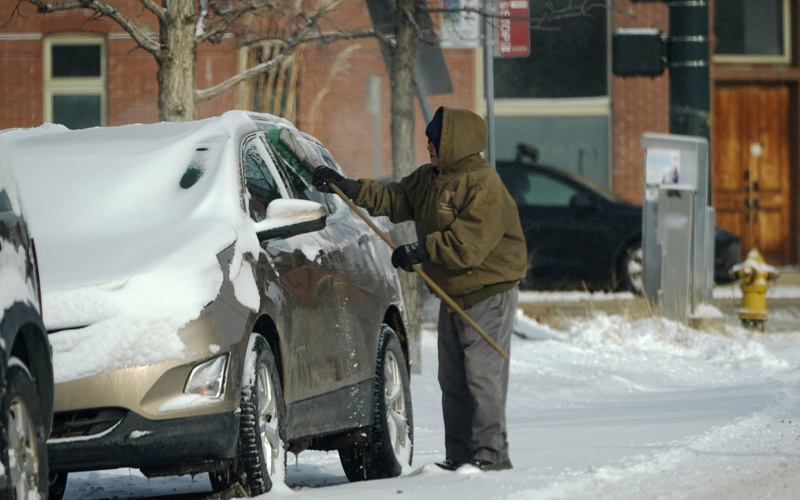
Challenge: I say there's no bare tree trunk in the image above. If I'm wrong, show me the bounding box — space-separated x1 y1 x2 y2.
391 0 417 179
391 0 424 372
157 0 197 122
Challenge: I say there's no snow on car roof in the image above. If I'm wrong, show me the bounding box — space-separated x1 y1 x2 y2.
2 111 290 382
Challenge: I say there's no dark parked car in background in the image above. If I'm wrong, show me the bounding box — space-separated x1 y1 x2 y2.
497 145 742 293
4 111 413 498
0 139 53 498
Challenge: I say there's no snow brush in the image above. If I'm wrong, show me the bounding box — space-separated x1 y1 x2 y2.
271 128 509 359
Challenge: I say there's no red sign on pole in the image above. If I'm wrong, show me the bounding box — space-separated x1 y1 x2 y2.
497 0 530 58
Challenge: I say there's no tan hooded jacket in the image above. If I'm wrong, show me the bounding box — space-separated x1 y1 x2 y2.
354 106 529 309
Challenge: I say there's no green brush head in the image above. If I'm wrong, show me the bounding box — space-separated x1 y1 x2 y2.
266 128 315 184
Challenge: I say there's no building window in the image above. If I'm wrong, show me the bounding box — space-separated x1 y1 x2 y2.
492 1 607 99
44 35 106 129
488 1 610 184
714 0 790 63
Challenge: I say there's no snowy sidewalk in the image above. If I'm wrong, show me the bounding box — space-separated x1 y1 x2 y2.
57 285 800 500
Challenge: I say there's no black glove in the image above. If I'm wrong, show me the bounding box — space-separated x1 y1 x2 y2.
391 240 429 272
312 166 360 199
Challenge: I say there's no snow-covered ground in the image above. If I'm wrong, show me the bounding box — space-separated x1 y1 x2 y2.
57 285 800 500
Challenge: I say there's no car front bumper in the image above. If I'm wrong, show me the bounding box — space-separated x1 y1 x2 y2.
48 407 239 475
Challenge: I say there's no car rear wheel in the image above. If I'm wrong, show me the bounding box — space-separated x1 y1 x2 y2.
617 242 643 294
3 360 48 499
49 472 68 500
339 325 413 481
209 335 286 496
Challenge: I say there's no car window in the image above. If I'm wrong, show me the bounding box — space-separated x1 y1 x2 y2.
525 171 579 207
242 138 284 222
0 189 11 212
262 130 337 214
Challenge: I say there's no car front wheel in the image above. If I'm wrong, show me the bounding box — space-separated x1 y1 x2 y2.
210 335 286 496
3 360 48 499
617 242 643 295
339 325 413 481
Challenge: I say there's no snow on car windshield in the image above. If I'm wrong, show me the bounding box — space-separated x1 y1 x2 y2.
3 113 269 383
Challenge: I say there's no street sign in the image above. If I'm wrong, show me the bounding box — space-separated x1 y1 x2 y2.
497 0 530 57
441 0 482 49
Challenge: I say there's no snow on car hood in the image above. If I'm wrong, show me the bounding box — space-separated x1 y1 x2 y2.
3 113 268 382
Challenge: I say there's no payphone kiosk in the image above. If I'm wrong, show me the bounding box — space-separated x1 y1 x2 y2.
641 134 714 321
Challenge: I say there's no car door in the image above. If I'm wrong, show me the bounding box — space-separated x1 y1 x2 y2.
515 168 610 284
242 134 344 405
255 131 384 393
301 139 388 366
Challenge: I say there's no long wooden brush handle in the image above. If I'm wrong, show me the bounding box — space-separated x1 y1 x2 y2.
328 184 509 359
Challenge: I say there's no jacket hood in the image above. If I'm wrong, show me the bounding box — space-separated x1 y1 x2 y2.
435 106 488 173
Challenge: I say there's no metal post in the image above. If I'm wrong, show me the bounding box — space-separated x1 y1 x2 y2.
366 75 382 178
667 0 714 305
483 0 496 167
667 1 710 141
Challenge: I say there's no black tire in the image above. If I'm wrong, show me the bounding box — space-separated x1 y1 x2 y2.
49 472 68 500
617 242 643 294
2 360 48 499
339 325 413 482
210 335 286 496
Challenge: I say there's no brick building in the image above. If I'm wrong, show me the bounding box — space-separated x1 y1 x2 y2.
0 1 797 266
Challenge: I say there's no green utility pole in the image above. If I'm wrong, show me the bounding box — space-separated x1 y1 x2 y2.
621 0 711 140
618 0 712 196
667 1 710 140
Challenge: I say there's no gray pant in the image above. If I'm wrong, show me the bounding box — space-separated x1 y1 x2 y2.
437 287 517 464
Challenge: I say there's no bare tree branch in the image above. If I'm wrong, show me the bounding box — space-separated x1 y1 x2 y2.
139 0 166 22
19 0 162 55
424 0 607 30
198 0 348 101
197 47 294 101
237 27 376 48
195 0 277 45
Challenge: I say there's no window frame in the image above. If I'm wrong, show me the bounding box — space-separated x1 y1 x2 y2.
43 33 107 127
713 0 791 65
473 2 613 186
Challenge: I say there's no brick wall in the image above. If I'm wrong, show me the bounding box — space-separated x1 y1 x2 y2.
0 1 475 180
0 37 43 127
0 1 237 128
611 0 670 203
293 3 477 179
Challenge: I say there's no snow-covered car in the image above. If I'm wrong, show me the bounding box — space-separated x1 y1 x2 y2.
3 111 413 498
0 138 53 498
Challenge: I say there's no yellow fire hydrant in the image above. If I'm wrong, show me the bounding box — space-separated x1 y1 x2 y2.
728 248 779 331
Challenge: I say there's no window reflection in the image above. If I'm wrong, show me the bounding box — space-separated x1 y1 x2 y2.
243 141 282 222
715 0 787 60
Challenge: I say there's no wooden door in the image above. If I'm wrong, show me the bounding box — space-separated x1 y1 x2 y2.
712 84 792 265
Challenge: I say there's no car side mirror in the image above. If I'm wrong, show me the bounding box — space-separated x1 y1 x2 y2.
253 199 327 241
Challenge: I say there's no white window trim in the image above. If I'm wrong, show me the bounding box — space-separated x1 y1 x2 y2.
473 39 611 118
713 0 791 64
43 33 107 126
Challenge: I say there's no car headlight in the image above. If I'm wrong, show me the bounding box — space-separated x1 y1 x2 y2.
184 354 228 399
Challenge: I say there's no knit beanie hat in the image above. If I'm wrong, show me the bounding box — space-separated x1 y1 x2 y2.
425 112 443 154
